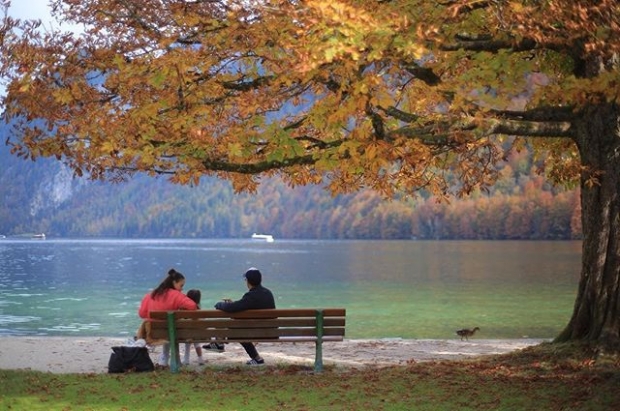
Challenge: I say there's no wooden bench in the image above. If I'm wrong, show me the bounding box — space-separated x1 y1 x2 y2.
149 308 346 373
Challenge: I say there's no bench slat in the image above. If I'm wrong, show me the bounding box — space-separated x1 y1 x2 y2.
151 317 345 329
173 327 345 339
151 326 345 340
173 338 346 344
149 308 345 321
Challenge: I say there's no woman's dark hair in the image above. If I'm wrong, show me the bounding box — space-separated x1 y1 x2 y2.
186 289 201 308
151 268 185 298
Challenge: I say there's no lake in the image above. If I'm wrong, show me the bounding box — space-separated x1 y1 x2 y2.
0 238 581 339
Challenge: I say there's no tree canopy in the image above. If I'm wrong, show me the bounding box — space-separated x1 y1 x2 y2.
1 0 619 345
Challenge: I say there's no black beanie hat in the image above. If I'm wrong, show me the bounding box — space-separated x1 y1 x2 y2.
244 267 262 286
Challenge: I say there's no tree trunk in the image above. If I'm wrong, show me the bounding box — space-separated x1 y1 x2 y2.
555 103 620 344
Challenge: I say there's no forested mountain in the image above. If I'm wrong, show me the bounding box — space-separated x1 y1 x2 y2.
0 139 580 240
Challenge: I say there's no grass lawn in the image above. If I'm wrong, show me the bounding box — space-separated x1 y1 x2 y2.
1 342 618 410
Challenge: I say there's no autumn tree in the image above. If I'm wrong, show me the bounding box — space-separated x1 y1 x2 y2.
1 0 619 344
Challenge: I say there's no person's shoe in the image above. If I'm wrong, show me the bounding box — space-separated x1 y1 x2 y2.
202 342 225 353
246 358 265 365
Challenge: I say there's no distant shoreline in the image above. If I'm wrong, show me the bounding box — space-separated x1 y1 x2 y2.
0 336 546 374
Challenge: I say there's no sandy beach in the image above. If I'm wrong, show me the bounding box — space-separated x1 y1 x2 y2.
0 337 546 374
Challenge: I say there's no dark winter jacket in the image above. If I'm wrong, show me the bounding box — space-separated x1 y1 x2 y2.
214 285 275 312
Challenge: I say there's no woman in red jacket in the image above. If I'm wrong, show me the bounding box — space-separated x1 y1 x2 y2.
138 268 198 367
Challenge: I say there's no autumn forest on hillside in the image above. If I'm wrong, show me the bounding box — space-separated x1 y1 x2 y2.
0 141 581 240
245 145 581 240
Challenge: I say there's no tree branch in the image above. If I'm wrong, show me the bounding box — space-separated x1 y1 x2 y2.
380 106 420 123
220 74 274 91
492 106 577 122
486 118 574 138
440 36 538 53
199 139 344 174
401 61 441 86
201 153 317 174
387 117 574 144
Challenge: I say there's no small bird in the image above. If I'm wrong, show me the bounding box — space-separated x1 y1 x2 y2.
456 327 480 341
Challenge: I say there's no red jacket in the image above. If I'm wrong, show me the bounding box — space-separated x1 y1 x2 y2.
138 289 198 320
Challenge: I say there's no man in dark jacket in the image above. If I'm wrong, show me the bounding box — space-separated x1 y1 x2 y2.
212 267 276 365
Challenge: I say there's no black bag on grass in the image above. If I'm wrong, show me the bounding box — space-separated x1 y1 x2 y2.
108 346 154 373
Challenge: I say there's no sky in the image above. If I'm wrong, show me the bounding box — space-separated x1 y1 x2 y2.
7 0 82 32
8 0 54 21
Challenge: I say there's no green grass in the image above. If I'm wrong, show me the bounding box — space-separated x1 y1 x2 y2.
1 342 619 410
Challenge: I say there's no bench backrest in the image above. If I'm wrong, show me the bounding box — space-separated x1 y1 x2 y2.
148 308 346 343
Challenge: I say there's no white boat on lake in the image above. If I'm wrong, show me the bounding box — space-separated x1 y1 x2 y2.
251 233 274 242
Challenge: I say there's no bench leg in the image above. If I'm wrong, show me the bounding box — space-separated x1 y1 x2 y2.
315 340 324 372
167 311 180 373
314 309 324 372
169 344 180 373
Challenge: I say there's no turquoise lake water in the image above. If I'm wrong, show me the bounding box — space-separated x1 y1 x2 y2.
0 238 581 339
